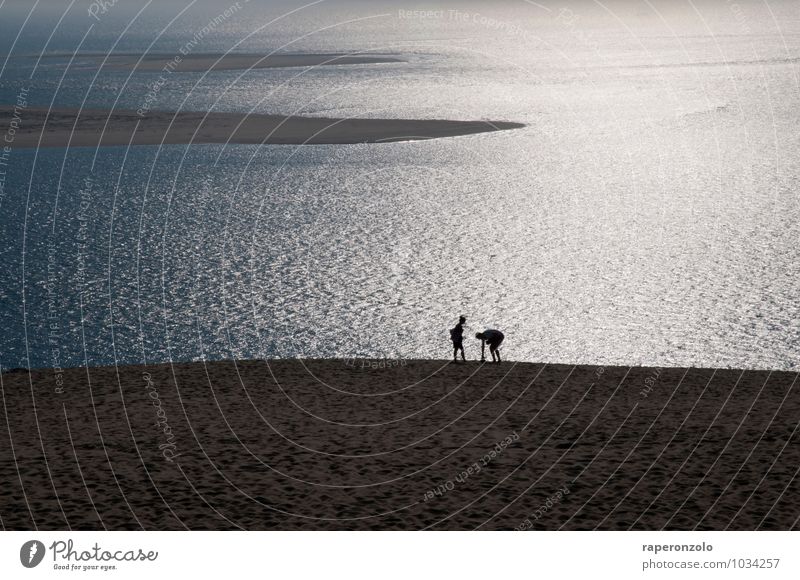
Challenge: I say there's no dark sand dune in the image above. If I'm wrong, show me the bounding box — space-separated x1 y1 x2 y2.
1 360 797 530
0 107 524 148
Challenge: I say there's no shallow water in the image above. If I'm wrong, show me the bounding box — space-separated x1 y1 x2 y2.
1 0 799 369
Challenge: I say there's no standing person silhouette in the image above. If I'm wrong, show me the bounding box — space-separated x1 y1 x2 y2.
450 316 467 363
476 329 504 363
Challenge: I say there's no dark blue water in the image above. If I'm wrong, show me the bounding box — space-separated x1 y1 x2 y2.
2 0 800 370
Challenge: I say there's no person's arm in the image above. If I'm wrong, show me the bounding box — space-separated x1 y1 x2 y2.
481 339 486 361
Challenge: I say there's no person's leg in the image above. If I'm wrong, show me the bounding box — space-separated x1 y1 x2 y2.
459 344 465 361
453 345 458 361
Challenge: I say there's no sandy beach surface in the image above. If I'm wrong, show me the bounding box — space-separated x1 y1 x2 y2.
99 53 404 72
0 107 524 148
1 359 797 530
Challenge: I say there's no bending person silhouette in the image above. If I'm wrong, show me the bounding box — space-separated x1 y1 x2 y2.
450 316 467 363
476 329 504 363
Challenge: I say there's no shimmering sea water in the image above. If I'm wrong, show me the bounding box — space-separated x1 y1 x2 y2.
1 0 799 369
